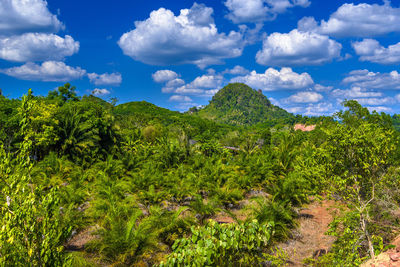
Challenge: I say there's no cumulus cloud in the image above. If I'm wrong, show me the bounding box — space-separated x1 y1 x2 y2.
162 78 185 93
154 71 222 97
332 86 382 98
92 88 111 96
231 67 313 91
224 0 310 24
222 65 249 75
118 3 244 68
0 33 79 62
285 91 323 103
352 39 400 65
314 84 333 92
366 106 393 113
152 70 179 83
297 2 400 37
0 61 86 81
88 72 122 86
284 102 336 116
169 95 193 102
175 74 223 95
355 97 395 106
0 0 63 35
256 29 342 66
190 74 223 88
343 69 400 90
286 106 303 113
304 102 334 116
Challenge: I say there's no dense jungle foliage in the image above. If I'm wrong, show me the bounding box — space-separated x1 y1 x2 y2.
190 83 294 126
1 83 400 266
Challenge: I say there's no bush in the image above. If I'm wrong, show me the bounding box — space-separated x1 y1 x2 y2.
159 220 282 266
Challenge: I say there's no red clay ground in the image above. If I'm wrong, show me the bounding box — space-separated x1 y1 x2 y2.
361 235 400 267
279 200 337 266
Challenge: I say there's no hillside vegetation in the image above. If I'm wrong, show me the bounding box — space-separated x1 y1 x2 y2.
193 83 294 126
1 83 400 266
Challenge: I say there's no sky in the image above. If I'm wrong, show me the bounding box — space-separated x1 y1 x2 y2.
1 0 400 116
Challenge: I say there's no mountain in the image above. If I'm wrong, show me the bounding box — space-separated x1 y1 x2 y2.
113 101 234 139
192 83 294 125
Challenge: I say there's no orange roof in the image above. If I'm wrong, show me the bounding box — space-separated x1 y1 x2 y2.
294 124 316 132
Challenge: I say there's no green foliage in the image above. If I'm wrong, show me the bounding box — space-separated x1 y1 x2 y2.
2 86 400 266
251 198 295 240
0 91 71 266
319 100 398 260
142 125 162 143
195 83 294 126
90 208 159 265
47 83 79 104
160 220 282 266
314 210 381 266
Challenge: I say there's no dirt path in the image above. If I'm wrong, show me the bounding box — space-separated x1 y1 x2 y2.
65 225 100 251
280 200 337 266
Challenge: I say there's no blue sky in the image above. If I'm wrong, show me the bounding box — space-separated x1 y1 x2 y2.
1 0 400 116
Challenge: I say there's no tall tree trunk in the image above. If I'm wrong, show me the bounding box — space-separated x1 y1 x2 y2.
360 213 374 259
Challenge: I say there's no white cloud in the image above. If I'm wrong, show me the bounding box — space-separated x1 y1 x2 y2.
331 83 396 110
231 67 313 91
190 74 223 88
286 91 323 103
88 72 122 86
152 69 179 83
0 0 64 35
162 78 185 93
118 3 244 68
0 61 86 81
256 29 342 66
155 71 222 97
222 65 249 75
298 2 400 38
355 97 395 106
332 86 382 98
169 95 193 102
297 16 317 32
314 84 333 92
343 69 400 90
92 88 111 96
286 106 303 113
284 102 336 116
0 33 79 62
366 106 393 113
224 0 310 24
352 39 400 65
175 74 223 95
304 102 334 116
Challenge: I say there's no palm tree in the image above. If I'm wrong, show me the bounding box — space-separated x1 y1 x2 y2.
55 105 100 161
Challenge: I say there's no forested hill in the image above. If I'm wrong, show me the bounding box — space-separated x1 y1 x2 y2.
191 83 294 125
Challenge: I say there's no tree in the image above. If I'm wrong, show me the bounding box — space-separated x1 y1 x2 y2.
19 92 59 160
321 100 398 259
0 91 71 266
55 103 100 161
47 83 79 104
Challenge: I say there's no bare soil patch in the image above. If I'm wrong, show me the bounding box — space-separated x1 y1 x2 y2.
280 200 337 266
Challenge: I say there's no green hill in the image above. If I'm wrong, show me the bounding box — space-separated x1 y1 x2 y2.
113 100 234 140
193 83 293 125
